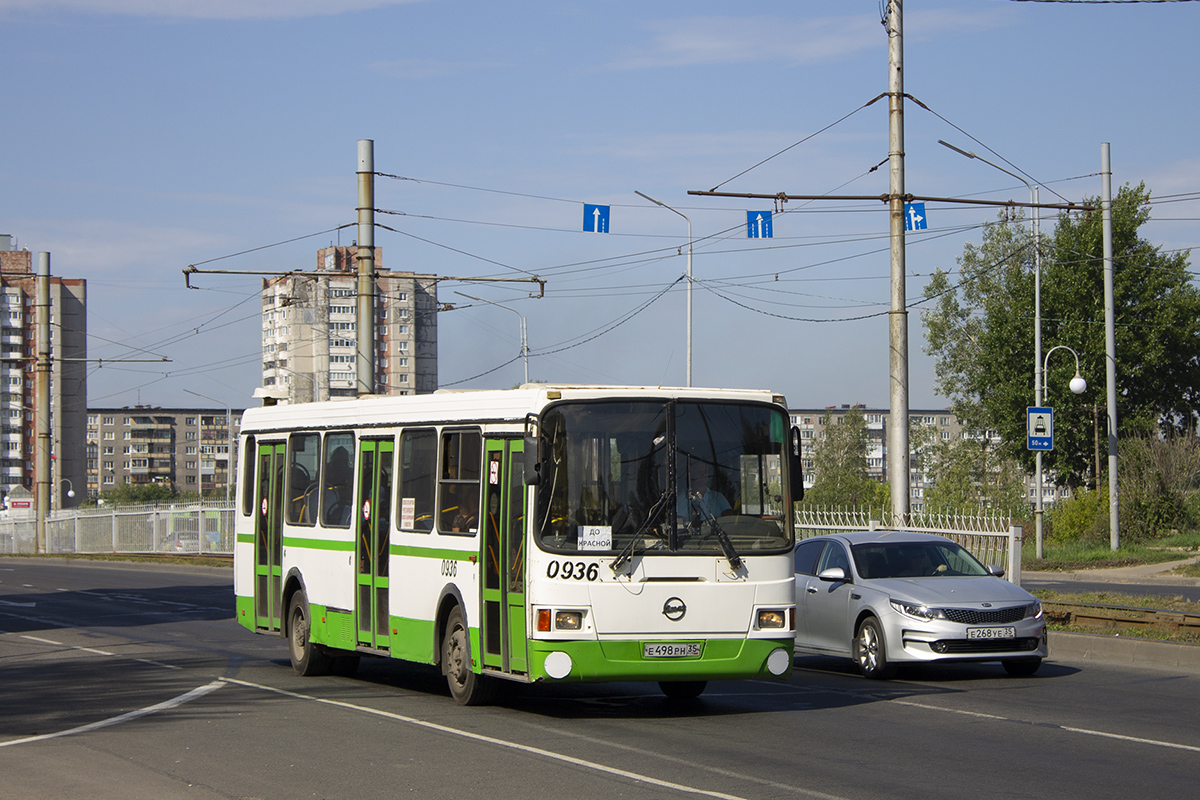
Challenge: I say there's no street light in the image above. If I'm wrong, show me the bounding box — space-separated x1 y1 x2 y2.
1038 345 1087 557
939 140 1053 555
455 293 528 384
635 190 693 387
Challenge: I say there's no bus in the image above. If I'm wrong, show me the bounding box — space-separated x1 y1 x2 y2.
233 384 802 704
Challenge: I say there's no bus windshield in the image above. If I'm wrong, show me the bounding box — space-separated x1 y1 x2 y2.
534 400 793 557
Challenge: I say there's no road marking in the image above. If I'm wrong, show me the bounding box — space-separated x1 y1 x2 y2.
891 699 1200 753
21 634 114 656
0 681 225 747
221 677 777 800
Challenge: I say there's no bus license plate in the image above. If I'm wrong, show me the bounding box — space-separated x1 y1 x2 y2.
644 642 702 658
967 626 1015 640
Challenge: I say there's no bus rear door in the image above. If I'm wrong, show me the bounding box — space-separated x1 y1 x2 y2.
254 441 285 631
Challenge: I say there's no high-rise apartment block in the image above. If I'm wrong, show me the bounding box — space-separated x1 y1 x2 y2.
261 246 438 403
0 235 87 509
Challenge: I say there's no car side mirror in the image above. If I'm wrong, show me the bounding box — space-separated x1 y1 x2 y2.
817 566 847 583
986 564 1005 577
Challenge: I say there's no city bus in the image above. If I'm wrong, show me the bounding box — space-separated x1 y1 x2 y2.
233 384 801 704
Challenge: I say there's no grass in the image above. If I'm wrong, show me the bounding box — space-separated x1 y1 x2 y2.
1021 529 1200 572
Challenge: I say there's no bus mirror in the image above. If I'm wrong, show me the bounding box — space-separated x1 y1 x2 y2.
523 437 541 485
789 426 804 502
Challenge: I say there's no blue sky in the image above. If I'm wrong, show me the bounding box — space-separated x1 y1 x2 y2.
2 0 1197 412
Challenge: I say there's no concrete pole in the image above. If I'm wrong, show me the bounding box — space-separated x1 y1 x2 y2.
36 253 50 554
886 0 910 526
1101 143 1120 550
357 139 376 397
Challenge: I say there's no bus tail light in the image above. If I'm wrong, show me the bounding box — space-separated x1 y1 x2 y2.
536 608 552 632
757 609 786 629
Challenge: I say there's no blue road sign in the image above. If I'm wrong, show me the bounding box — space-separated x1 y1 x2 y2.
746 210 773 238
583 203 610 233
905 202 927 231
1027 406 1053 451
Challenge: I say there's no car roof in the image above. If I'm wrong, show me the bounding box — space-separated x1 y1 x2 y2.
796 530 955 547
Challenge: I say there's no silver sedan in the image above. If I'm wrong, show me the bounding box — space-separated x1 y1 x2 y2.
794 531 1047 679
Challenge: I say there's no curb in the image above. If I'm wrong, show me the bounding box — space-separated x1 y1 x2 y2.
1050 630 1200 673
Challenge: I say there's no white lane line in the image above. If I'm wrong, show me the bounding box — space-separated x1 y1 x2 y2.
21 634 114 656
891 700 1200 753
0 681 226 747
221 677 763 800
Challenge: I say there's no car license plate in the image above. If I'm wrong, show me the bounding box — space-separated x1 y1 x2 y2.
643 642 702 658
967 626 1015 640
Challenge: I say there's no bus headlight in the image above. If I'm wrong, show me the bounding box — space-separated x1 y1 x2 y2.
555 611 583 631
757 609 787 629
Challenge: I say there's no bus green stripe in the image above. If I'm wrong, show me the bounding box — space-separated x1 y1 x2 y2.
391 544 476 561
282 536 355 551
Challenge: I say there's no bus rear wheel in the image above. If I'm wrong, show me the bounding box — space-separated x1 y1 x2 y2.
288 591 331 676
441 606 494 706
659 680 707 700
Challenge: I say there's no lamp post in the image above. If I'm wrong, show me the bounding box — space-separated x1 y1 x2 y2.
455 293 528 384
1039 345 1087 557
635 190 693 387
939 141 1052 552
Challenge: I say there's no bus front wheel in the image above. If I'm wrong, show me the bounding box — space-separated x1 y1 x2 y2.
288 591 331 677
441 606 494 706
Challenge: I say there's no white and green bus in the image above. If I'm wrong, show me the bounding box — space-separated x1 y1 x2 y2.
234 384 801 704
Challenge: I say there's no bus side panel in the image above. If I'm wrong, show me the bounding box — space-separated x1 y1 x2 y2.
233 535 256 632
390 537 480 665
282 534 356 647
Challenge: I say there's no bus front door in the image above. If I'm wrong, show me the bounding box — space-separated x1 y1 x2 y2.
482 439 527 674
254 442 285 631
356 438 393 651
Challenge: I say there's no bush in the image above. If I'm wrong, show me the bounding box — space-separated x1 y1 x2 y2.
1047 487 1109 545
1117 435 1200 542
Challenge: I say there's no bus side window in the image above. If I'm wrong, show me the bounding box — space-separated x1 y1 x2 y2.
439 429 481 534
398 428 437 531
240 435 256 516
322 432 355 528
286 432 320 526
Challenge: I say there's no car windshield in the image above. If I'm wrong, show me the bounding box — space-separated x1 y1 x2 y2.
851 540 989 579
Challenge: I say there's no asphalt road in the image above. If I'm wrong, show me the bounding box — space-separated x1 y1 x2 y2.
2 558 1198 800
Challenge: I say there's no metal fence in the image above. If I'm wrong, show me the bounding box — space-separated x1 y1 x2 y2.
0 500 1023 581
0 501 237 556
794 506 1024 583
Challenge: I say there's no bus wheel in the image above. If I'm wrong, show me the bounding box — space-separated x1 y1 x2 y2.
288 591 331 677
442 606 494 706
659 680 706 700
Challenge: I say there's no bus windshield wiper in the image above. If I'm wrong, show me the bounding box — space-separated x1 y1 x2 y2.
689 492 744 572
609 491 669 576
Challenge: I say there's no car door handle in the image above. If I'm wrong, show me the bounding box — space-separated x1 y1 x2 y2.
806 586 817 594
850 593 861 600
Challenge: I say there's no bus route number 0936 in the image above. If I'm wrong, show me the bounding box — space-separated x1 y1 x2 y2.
547 560 600 582
440 559 457 577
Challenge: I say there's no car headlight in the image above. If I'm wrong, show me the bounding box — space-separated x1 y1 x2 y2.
889 599 946 622
1024 600 1043 620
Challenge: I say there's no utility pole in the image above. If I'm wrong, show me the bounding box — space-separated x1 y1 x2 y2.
35 253 50 554
885 0 910 525
357 139 376 397
1101 143 1120 550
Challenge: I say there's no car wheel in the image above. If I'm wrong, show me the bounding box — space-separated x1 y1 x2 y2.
1003 657 1042 677
854 617 896 680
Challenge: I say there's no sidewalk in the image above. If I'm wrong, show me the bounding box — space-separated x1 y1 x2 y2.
1024 554 1200 586
1023 554 1200 672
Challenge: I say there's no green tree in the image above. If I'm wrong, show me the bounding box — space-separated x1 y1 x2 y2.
100 482 178 505
921 434 1028 516
922 183 1200 488
803 407 887 507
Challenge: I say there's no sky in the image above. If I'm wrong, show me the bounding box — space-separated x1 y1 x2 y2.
2 0 1198 414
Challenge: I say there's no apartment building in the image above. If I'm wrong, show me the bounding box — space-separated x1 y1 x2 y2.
0 236 87 510
262 246 438 403
86 407 243 500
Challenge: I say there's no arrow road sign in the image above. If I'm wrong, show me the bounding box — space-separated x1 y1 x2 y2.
904 202 927 231
746 210 773 238
583 203 610 233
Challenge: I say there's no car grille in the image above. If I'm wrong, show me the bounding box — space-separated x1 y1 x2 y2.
933 637 1041 654
941 606 1028 625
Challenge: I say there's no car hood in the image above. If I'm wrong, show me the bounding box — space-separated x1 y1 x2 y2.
867 576 1035 606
